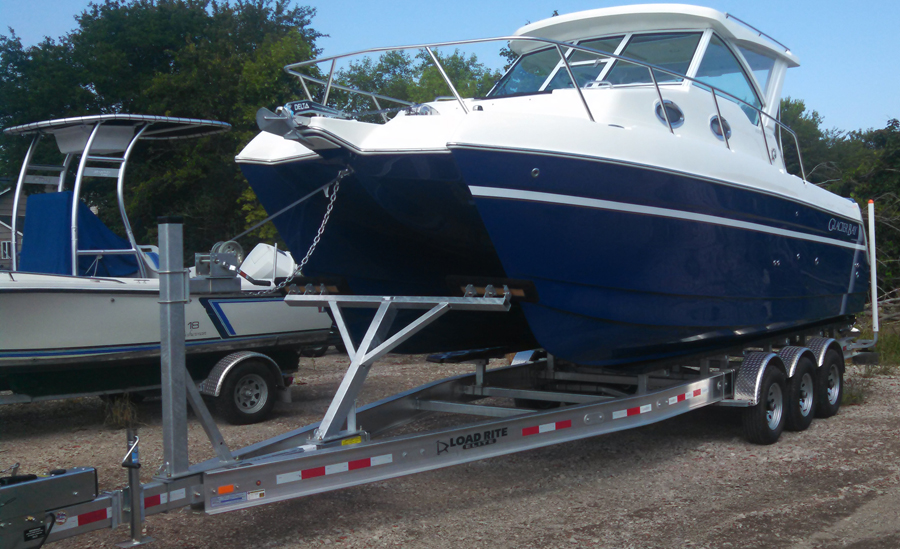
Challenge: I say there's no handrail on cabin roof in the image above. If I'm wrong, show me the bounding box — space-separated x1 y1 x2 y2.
282 34 807 183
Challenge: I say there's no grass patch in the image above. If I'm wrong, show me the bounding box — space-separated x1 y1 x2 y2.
103 394 139 429
849 319 900 374
874 328 900 370
842 375 872 406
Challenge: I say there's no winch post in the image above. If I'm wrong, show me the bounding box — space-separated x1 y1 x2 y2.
158 217 189 476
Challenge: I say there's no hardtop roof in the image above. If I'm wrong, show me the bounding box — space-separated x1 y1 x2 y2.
513 4 799 67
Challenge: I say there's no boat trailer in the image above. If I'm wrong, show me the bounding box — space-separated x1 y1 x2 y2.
0 206 881 547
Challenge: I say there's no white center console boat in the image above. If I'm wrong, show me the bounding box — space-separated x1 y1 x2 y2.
0 115 332 423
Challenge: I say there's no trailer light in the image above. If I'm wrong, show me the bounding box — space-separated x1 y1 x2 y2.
217 485 235 495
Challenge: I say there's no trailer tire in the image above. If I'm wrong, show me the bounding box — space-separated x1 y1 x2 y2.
785 356 816 431
815 349 844 418
216 360 277 425
742 366 786 445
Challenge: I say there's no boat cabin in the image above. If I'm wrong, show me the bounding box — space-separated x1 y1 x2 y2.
279 4 804 177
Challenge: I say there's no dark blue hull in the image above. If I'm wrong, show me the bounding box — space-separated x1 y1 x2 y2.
239 157 538 353
240 147 867 365
455 147 868 365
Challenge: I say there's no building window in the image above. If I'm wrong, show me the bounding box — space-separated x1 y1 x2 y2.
1 241 10 260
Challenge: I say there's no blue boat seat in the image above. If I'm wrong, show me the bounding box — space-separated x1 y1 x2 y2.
19 191 140 277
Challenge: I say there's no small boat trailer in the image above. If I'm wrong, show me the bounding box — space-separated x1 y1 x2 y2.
0 206 880 547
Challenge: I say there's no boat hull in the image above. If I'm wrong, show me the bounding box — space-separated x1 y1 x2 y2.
239 159 539 354
0 274 331 396
239 143 868 365
456 146 869 365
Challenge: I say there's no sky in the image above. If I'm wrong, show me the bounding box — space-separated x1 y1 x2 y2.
0 0 896 133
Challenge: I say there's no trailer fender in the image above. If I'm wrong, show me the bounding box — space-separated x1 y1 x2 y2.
199 351 284 398
735 352 786 406
805 337 844 367
777 346 818 378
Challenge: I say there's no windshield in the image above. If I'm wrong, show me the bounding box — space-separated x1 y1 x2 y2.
695 35 763 123
489 32 701 98
738 46 776 98
604 33 702 85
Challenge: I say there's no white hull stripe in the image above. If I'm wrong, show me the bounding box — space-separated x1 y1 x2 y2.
668 387 708 405
275 453 393 485
469 186 867 252
612 403 653 420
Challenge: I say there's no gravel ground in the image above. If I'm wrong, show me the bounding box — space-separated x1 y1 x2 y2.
1 353 898 549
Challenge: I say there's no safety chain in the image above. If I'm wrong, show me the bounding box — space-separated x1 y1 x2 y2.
251 167 352 295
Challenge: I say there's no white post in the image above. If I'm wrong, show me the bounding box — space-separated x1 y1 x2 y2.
868 200 879 338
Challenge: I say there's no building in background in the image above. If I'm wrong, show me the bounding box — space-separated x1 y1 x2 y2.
0 179 23 270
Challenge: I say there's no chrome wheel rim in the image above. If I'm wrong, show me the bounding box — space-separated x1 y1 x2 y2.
799 372 814 417
766 383 783 430
827 364 841 405
234 374 268 414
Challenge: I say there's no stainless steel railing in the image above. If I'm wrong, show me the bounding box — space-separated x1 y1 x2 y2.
283 35 806 181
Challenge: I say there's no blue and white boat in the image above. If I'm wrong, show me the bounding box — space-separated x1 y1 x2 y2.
237 4 870 367
0 115 332 404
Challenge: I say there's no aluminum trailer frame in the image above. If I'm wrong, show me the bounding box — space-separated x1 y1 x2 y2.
0 309 859 547
1 206 880 547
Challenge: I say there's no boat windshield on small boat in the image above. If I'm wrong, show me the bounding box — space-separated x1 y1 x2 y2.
237 4 870 368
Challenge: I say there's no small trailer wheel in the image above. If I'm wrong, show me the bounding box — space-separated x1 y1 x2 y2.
785 356 816 431
742 366 786 445
216 360 277 425
814 349 844 418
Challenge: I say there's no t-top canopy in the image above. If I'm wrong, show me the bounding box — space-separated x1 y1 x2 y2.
3 114 230 154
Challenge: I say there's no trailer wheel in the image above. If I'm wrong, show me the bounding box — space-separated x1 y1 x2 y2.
742 366 786 445
785 356 816 431
814 349 844 418
216 360 277 425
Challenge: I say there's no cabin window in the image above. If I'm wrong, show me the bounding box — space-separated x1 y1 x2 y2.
1 241 10 260
540 36 624 90
560 36 625 88
490 47 562 97
738 46 776 98
604 33 702 85
695 35 762 123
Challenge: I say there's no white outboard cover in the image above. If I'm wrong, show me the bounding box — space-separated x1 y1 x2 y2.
240 243 297 282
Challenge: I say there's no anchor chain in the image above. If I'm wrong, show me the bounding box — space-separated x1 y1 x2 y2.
250 167 351 295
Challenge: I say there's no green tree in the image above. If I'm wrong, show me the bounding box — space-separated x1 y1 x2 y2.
832 120 900 293
331 48 502 119
780 99 900 295
0 0 321 255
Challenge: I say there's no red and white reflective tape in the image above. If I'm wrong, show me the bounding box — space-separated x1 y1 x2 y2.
668 387 707 405
145 488 187 509
522 419 572 437
53 507 111 533
612 403 652 420
276 454 393 485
